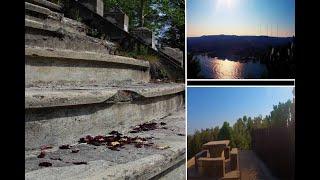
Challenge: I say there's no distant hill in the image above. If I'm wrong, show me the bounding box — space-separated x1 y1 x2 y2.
187 35 294 59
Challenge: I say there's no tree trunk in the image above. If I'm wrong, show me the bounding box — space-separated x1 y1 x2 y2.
140 0 145 27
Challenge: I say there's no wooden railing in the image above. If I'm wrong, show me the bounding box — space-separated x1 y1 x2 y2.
252 125 295 179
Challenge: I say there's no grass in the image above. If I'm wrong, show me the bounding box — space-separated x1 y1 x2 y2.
117 45 160 63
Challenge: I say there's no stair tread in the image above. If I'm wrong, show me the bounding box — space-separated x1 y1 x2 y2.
25 2 62 19
25 109 185 180
26 0 62 12
26 46 149 68
25 83 185 108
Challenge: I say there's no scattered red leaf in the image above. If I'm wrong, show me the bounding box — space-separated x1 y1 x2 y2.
177 133 185 136
39 162 52 167
37 151 46 158
73 162 87 165
78 130 155 151
130 122 158 133
50 157 62 161
71 149 79 153
59 144 70 149
109 131 122 136
160 122 166 125
135 143 143 148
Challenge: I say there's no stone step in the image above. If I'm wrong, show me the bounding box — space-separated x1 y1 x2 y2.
25 109 185 180
25 17 117 55
26 0 63 12
25 2 88 36
157 161 186 180
25 83 185 150
25 46 150 87
25 1 118 55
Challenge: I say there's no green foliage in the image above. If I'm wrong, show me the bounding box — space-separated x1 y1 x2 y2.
103 0 184 50
187 127 220 159
218 122 233 141
50 0 62 5
117 44 159 62
188 99 294 159
233 117 251 150
270 100 292 127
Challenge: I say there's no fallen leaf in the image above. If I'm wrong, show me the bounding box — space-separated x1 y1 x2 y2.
156 145 170 150
39 162 52 167
50 157 62 161
37 151 46 158
71 149 80 153
109 131 122 136
73 162 87 165
160 122 166 125
111 141 120 147
135 143 143 148
59 144 70 149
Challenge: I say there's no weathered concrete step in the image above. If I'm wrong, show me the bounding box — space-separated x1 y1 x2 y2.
26 0 63 12
25 2 62 19
25 1 118 55
25 109 185 180
25 2 88 36
25 18 117 55
26 83 185 108
157 161 186 180
25 83 184 150
26 46 150 87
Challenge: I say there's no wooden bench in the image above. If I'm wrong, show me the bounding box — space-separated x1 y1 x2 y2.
203 140 230 158
230 148 239 171
194 150 209 171
197 157 225 178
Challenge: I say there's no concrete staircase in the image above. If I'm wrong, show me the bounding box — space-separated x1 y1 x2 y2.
25 0 185 179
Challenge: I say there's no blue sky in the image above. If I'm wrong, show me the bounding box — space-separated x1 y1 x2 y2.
187 87 294 134
187 0 295 37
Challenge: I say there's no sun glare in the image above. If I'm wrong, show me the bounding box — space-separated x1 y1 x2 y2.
216 0 236 10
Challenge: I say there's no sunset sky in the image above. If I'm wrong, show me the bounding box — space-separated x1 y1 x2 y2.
187 0 295 37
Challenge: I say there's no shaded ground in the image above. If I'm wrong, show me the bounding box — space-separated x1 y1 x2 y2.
239 150 278 180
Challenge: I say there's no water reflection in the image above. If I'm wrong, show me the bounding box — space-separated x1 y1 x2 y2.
194 55 268 79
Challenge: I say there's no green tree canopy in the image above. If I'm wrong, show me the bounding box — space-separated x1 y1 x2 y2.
103 0 184 50
218 122 233 141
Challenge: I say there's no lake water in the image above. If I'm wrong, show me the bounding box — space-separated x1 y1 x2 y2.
194 55 268 79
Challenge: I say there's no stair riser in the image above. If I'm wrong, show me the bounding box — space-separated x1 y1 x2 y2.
26 56 150 87
25 27 117 54
25 93 184 150
26 0 63 12
25 15 88 36
25 1 85 34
